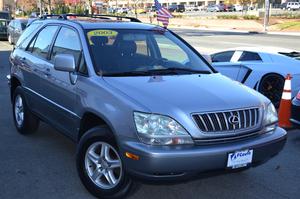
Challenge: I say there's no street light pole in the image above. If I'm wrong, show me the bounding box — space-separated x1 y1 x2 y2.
263 0 270 32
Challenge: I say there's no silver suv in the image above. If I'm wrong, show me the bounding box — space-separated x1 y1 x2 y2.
8 14 287 198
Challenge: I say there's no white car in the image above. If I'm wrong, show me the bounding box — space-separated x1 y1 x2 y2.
233 4 243 11
287 2 300 10
210 47 300 107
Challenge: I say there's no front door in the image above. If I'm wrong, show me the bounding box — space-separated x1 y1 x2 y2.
39 26 83 136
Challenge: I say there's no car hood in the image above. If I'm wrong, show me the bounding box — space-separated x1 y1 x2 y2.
103 73 266 114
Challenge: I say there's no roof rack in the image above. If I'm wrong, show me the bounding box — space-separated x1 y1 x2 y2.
39 14 141 23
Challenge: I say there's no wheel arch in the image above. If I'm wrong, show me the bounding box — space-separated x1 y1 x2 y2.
78 111 117 143
10 75 22 102
258 72 285 90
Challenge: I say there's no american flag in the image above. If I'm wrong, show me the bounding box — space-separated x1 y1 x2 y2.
154 0 172 28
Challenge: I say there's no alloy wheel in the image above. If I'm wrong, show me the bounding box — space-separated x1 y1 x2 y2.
85 141 123 190
14 95 24 127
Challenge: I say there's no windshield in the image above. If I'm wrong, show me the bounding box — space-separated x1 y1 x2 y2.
87 29 213 76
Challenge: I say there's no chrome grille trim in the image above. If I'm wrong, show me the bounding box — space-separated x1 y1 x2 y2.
192 107 262 134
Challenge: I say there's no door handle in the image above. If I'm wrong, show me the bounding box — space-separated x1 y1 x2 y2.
43 68 51 77
20 57 26 66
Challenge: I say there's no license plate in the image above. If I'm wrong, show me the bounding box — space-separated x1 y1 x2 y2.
227 149 253 169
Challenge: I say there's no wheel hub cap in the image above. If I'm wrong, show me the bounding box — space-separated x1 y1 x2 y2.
85 142 122 189
14 95 24 126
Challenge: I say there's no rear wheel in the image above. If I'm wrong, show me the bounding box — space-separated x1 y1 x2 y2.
258 74 285 108
13 87 39 134
77 126 133 199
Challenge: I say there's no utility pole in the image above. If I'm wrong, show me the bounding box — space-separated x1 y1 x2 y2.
263 0 270 32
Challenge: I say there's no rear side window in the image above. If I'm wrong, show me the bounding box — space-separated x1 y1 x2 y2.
212 51 234 62
238 51 262 61
51 27 83 69
16 22 42 49
31 26 59 59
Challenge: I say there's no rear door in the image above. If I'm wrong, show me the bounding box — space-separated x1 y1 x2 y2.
22 25 59 114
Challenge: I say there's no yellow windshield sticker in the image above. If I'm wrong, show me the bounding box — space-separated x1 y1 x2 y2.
87 30 118 45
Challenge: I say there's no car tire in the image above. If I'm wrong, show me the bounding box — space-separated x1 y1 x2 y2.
12 86 40 134
77 126 133 199
258 74 285 108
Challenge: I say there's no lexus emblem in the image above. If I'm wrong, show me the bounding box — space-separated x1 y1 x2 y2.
228 115 240 125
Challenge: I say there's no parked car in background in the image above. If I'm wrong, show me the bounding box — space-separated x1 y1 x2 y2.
218 4 227 12
177 4 185 12
0 19 8 40
233 4 243 11
168 4 185 12
7 19 28 45
210 47 300 107
287 2 300 10
291 90 300 128
0 11 12 21
207 4 220 12
116 7 130 14
227 5 235 12
9 15 287 199
280 3 287 10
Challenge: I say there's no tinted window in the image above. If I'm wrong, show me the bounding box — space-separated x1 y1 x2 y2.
32 26 59 59
238 51 262 61
16 22 42 49
212 51 234 62
51 27 82 67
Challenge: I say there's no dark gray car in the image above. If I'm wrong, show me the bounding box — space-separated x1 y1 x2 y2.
8 15 287 199
7 19 28 44
0 19 8 39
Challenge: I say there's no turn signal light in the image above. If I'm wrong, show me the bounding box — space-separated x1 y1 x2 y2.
125 152 140 160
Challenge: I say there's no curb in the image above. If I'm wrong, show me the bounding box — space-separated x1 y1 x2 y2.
170 26 300 37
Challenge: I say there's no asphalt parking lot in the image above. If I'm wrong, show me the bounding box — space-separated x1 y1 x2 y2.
1 31 300 199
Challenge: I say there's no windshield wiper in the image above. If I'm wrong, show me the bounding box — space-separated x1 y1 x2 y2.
102 71 152 77
102 68 211 77
147 67 211 74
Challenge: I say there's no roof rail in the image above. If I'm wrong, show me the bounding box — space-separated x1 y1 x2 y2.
92 14 141 22
39 14 141 23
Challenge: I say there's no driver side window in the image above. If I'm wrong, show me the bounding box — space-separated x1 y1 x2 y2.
154 34 188 63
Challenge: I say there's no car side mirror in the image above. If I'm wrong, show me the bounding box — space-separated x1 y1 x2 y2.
54 54 76 72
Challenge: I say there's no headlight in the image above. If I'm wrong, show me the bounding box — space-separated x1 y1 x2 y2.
263 103 278 130
134 112 193 145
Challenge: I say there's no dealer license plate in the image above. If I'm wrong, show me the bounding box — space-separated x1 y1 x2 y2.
227 149 253 169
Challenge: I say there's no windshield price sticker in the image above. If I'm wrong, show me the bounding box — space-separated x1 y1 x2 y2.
87 30 118 45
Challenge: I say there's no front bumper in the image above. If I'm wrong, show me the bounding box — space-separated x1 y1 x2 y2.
121 127 287 181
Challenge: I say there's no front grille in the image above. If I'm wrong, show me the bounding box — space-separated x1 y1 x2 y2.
193 107 261 133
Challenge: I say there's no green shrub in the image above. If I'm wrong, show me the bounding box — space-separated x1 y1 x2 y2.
217 15 238 19
243 15 259 20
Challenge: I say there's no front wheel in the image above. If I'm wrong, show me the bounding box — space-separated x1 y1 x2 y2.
258 74 285 108
77 127 133 199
